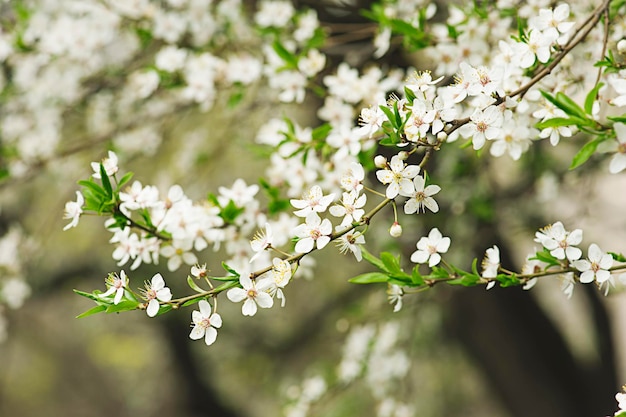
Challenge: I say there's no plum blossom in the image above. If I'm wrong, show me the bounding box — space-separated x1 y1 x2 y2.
459 106 503 150
482 245 500 280
226 274 273 316
329 192 366 226
402 176 440 214
160 239 198 271
335 228 365 261
249 223 273 263
340 162 365 193
410 228 451 267
91 150 119 179
63 191 84 231
387 284 404 312
100 270 128 305
142 273 172 317
376 155 420 199
534 221 583 261
264 258 293 307
290 185 335 217
189 299 222 346
293 212 333 253
573 244 613 284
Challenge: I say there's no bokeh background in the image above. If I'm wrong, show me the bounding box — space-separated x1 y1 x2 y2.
1 1 626 417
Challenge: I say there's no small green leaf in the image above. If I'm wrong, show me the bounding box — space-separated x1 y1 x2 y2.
380 105 399 129
311 123 332 141
105 300 140 313
76 305 107 318
569 138 603 170
116 171 134 190
608 252 626 263
349 272 389 284
100 163 113 198
608 114 626 123
220 200 245 223
212 281 239 293
361 247 385 271
209 275 240 282
380 252 402 275
222 262 240 277
555 92 587 120
535 117 576 130
187 275 206 293
78 180 107 198
530 248 561 267
411 265 424 286
584 82 604 115
73 289 105 303
272 40 298 69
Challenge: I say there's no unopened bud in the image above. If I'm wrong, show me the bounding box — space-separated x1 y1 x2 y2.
436 131 447 142
618 39 626 54
374 155 387 168
389 222 402 237
397 151 409 160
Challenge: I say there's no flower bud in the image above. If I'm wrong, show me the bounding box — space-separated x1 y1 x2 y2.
389 222 402 237
374 155 387 168
397 151 409 160
618 39 626 54
437 131 447 142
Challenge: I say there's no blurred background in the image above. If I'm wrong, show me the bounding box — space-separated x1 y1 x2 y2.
1 1 626 417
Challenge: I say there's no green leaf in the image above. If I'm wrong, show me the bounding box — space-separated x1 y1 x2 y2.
116 171 134 190
380 252 402 275
530 248 561 267
555 92 587 119
608 114 626 123
272 40 298 69
311 123 332 141
540 90 586 120
584 82 604 115
535 117 576 130
220 200 245 223
349 272 389 284
212 281 239 293
471 258 480 277
100 163 113 198
187 275 206 293
569 138 603 170
76 305 107 318
380 105 399 129
73 289 105 303
429 266 451 279
361 247 385 271
608 252 626 263
411 265 424 286
105 300 140 314
78 179 107 198
222 262 240 277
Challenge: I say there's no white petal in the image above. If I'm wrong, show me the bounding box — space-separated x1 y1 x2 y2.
204 327 218 345
428 253 441 267
147 299 160 317
242 298 258 316
190 325 205 340
210 313 223 328
410 250 429 264
227 287 247 303
316 235 331 249
151 273 165 290
156 287 172 302
255 292 274 309
295 237 314 253
198 299 212 316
